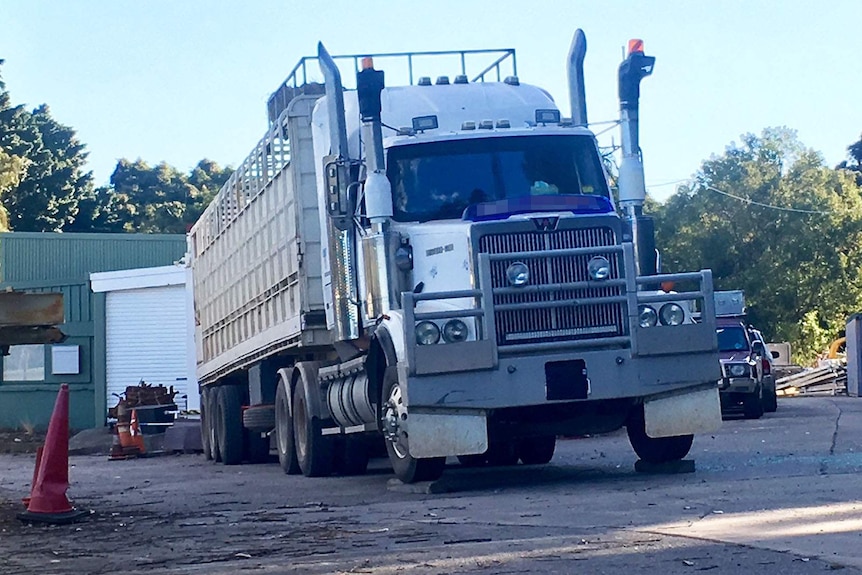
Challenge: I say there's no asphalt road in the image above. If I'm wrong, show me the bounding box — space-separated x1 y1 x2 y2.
2 396 862 574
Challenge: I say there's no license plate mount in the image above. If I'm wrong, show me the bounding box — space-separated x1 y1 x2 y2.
545 359 589 401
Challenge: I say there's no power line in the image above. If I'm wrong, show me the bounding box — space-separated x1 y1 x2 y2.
644 178 832 215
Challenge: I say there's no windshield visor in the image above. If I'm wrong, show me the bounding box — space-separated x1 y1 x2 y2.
387 135 612 222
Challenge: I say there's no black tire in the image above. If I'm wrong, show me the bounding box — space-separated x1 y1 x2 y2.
243 404 276 432
293 381 334 477
743 390 764 419
381 367 446 483
763 384 778 413
245 429 271 463
518 436 556 465
627 406 693 463
275 378 301 475
216 386 244 465
200 387 212 460
334 436 370 476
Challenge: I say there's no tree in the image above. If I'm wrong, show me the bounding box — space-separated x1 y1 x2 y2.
0 61 93 231
654 128 862 363
105 158 232 233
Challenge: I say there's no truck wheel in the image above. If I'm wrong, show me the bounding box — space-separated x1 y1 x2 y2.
200 387 212 460
275 378 300 474
743 390 764 419
762 384 778 413
626 407 693 463
518 436 556 465
335 436 369 476
293 382 334 477
243 404 275 432
381 367 445 483
216 386 244 465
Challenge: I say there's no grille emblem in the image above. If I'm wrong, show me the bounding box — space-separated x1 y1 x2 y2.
531 216 559 231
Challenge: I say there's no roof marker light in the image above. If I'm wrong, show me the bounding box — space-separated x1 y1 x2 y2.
412 115 438 132
504 76 520 86
454 75 468 84
435 76 450 85
461 121 476 130
478 120 494 130
495 119 511 129
628 39 644 55
417 76 432 86
535 109 561 125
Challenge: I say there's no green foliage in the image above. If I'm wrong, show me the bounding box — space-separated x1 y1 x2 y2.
103 158 232 233
0 62 93 232
654 128 862 364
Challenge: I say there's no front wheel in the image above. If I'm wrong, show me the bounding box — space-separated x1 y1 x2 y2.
626 406 693 463
381 367 445 483
762 383 778 413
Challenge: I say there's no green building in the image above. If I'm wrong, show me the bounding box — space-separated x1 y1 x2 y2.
0 232 187 430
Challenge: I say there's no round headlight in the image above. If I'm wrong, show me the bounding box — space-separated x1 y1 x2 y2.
730 364 746 377
638 305 657 328
415 321 440 345
506 262 530 287
587 256 611 281
659 303 686 326
443 319 469 343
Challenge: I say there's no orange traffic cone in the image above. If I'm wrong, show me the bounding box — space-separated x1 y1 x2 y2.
129 409 146 454
18 384 88 524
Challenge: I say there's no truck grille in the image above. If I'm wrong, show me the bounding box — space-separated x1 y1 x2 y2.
478 227 625 347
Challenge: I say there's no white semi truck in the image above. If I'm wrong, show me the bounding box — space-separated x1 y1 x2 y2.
190 30 722 483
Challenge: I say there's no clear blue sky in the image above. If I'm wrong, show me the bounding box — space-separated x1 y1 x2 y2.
2 0 860 202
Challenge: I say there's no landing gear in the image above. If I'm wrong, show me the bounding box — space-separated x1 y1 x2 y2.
381 367 445 483
626 406 693 463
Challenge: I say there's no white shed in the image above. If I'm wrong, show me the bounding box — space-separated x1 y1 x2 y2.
90 265 199 415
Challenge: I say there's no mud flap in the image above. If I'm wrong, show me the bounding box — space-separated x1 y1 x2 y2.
407 412 488 458
644 386 721 438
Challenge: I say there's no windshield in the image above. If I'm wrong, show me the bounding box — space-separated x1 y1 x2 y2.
386 135 610 222
717 326 750 352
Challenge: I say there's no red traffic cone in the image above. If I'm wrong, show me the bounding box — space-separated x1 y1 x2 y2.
129 409 146 454
18 384 88 524
21 445 43 507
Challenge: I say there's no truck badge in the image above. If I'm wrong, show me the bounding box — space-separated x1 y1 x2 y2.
532 216 559 231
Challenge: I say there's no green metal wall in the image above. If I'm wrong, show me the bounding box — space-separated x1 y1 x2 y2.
0 232 187 431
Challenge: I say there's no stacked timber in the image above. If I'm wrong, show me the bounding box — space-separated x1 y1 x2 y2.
776 363 847 396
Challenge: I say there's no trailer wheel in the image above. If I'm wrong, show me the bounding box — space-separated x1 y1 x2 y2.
200 387 212 460
275 378 300 475
626 406 693 463
216 386 244 465
518 436 556 465
381 367 445 483
293 382 334 477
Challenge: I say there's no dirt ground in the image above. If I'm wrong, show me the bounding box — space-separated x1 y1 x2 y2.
0 429 45 455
